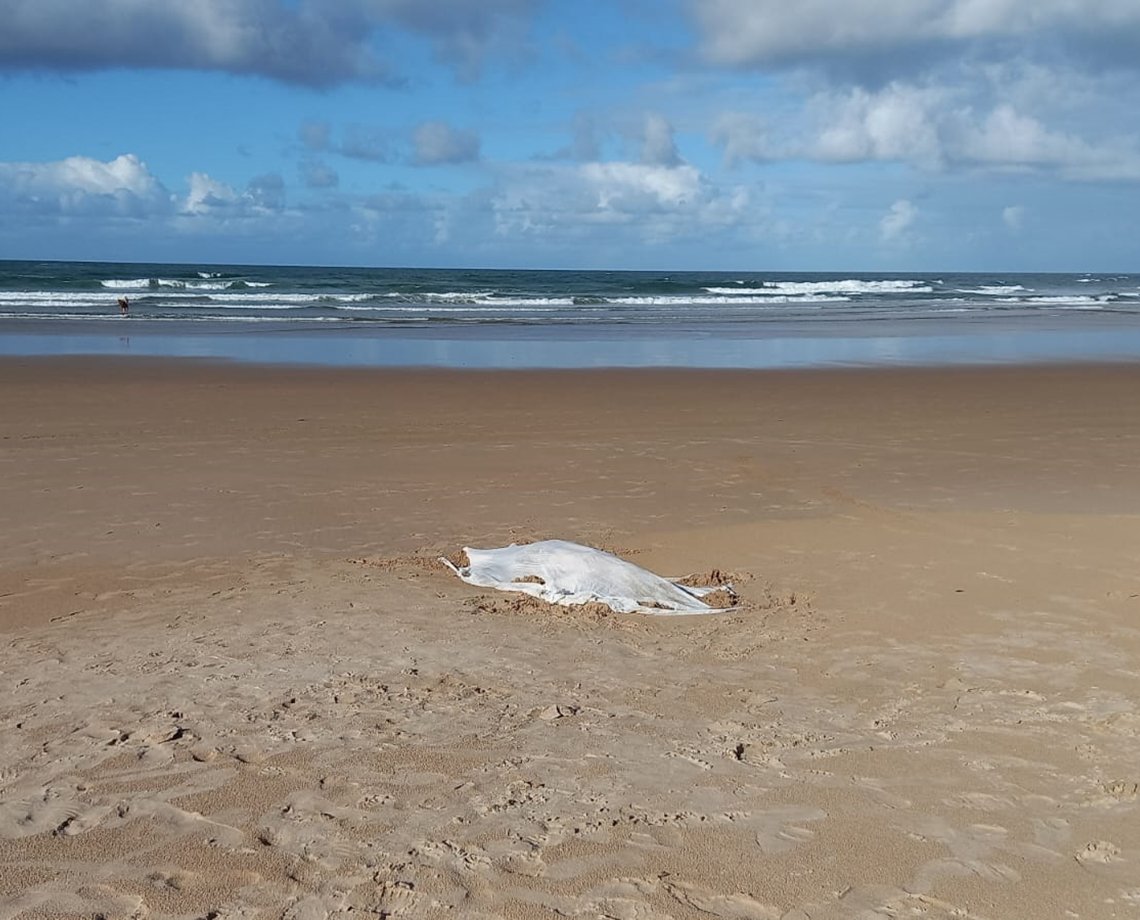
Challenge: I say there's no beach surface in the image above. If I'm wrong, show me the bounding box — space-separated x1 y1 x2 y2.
2 358 1139 919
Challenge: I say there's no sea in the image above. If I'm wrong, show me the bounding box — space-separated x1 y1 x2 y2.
2 260 1140 370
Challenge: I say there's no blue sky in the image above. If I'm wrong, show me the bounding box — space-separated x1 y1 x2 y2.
1 0 1139 271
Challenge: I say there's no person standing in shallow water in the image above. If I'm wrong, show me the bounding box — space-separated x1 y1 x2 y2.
117 296 129 315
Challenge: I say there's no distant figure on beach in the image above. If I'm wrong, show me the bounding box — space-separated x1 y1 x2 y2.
118 296 129 315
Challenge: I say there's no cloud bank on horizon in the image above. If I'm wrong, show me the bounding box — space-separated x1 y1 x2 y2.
1 0 1137 270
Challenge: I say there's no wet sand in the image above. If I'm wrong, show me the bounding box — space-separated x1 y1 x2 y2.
2 358 1139 919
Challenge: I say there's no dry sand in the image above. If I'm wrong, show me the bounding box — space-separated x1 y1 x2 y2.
1 357 1139 919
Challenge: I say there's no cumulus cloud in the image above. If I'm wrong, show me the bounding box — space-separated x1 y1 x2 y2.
711 80 1140 179
695 1 1140 187
412 121 481 166
183 172 241 215
489 159 750 249
582 162 702 211
818 86 1140 177
813 84 947 166
959 105 1093 167
182 170 287 215
0 151 299 230
0 0 538 86
880 198 917 241
690 0 1140 73
0 153 173 216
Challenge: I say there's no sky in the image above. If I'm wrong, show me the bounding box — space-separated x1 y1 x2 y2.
1 0 1139 271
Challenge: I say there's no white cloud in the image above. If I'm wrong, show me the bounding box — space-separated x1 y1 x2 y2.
813 84 946 167
582 162 702 211
0 153 172 216
183 172 240 215
488 159 752 249
880 199 917 241
182 171 286 215
692 1 1140 185
959 105 1094 168
711 79 1140 180
0 151 303 244
0 147 760 266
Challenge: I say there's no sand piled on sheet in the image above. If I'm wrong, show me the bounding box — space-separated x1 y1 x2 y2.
2 359 1140 919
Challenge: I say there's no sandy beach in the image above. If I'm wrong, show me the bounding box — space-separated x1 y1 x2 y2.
2 357 1139 920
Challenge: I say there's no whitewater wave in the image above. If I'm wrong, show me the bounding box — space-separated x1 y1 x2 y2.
614 294 849 306
996 295 1108 308
340 303 565 313
100 277 271 291
704 279 933 296
956 285 1031 295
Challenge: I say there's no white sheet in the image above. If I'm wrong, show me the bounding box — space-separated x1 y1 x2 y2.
440 540 729 615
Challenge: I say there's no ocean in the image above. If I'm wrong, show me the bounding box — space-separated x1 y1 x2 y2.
2 260 1139 369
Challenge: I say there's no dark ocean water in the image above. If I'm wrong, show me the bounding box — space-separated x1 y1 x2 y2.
2 260 1139 368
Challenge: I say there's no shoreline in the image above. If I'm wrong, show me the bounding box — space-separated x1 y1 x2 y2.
2 349 1133 377
5 311 1140 369
3 356 1140 917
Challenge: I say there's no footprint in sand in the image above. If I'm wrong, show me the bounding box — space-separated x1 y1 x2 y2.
753 806 827 856
113 798 245 849
0 786 87 840
503 849 547 878
146 867 198 892
1076 839 1125 873
543 877 663 919
1102 780 1139 802
55 804 114 837
282 894 336 920
664 747 713 770
410 838 493 874
663 880 781 920
905 819 1022 892
369 880 420 918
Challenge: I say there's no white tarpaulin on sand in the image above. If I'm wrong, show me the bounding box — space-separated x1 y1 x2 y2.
440 540 732 615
